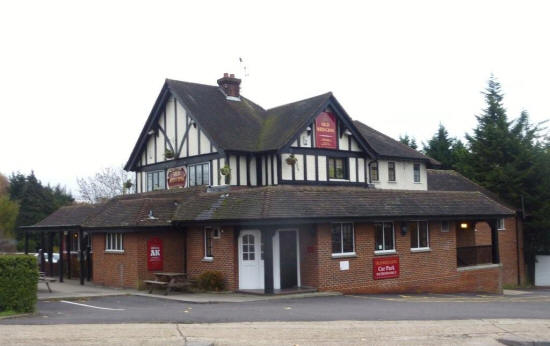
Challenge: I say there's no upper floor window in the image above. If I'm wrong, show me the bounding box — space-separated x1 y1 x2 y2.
105 232 123 252
189 163 210 186
413 163 421 183
410 221 429 250
147 170 166 191
388 162 396 182
328 157 347 180
497 218 505 230
369 161 379 182
375 222 394 252
331 223 354 255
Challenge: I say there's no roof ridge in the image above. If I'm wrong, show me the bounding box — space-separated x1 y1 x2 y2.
265 92 332 112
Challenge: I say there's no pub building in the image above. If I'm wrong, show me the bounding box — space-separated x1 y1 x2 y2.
22 74 525 294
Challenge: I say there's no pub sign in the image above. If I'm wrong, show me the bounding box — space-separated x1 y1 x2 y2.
315 111 337 149
167 166 187 189
373 256 399 280
147 237 163 271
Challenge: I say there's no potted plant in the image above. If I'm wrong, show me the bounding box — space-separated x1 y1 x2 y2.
164 149 175 159
285 154 298 166
123 180 133 194
220 164 231 185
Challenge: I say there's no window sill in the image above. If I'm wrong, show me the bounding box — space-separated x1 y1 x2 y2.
388 181 397 183
331 252 357 259
374 250 396 256
201 257 214 262
498 228 505 231
411 247 431 253
329 178 350 182
104 250 125 254
413 182 422 184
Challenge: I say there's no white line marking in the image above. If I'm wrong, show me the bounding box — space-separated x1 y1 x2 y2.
60 300 125 311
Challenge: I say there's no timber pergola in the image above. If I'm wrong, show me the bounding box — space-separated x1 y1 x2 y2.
20 225 91 286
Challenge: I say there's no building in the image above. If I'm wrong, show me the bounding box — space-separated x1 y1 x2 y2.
22 74 525 294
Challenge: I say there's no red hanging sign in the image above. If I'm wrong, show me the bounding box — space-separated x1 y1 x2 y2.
167 166 187 189
315 112 337 149
373 256 399 280
147 237 163 271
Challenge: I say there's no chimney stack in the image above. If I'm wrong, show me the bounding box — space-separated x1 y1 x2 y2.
217 73 241 99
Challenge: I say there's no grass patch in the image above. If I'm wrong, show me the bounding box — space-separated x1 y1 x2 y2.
0 310 18 317
503 283 534 290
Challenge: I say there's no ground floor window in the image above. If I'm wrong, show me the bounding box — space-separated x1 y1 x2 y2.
410 221 429 249
497 218 505 230
242 234 255 261
105 233 123 252
189 162 210 186
375 222 394 252
147 170 166 191
331 223 354 255
204 227 213 258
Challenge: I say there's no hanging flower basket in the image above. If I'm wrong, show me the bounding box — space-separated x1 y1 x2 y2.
164 149 175 159
220 165 231 185
285 154 298 165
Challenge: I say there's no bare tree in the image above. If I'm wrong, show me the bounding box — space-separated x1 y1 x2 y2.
77 166 134 203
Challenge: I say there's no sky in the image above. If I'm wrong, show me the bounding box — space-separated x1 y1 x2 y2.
1 0 549 197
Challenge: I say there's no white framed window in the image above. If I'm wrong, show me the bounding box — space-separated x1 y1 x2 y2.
497 218 506 230
242 234 255 261
328 158 348 180
410 221 429 250
146 170 166 191
388 162 396 182
413 163 421 183
189 162 210 187
331 223 355 256
369 161 379 182
375 222 395 253
105 233 123 252
441 221 450 233
204 227 213 259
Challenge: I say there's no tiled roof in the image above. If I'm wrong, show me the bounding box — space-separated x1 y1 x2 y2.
29 203 104 228
25 184 514 230
353 120 439 164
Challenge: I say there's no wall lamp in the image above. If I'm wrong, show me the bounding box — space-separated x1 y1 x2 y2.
400 222 408 236
460 222 469 229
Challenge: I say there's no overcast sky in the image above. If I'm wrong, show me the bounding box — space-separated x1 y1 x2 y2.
1 0 549 196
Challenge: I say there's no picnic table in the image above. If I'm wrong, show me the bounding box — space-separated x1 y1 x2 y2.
143 272 193 295
39 271 56 293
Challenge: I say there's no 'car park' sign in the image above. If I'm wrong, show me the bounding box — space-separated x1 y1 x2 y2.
373 256 399 280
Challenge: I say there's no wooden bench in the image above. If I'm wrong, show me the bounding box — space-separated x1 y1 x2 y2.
39 272 56 293
143 280 169 294
144 272 194 295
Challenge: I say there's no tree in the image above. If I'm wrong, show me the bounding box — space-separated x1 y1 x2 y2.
399 134 418 150
0 173 8 196
423 124 456 169
77 166 134 203
0 173 19 252
9 172 74 251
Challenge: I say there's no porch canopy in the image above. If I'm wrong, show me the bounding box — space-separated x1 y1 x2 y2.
22 184 515 292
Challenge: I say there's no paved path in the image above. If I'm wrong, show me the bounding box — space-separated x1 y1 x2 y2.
3 289 550 325
1 319 550 345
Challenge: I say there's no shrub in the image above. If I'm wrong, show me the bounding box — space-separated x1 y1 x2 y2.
197 270 225 291
0 255 38 313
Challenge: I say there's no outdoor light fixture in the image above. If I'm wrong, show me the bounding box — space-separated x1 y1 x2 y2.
400 222 408 236
460 222 469 229
192 121 197 128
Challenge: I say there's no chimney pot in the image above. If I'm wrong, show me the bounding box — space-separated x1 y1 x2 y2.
217 73 241 99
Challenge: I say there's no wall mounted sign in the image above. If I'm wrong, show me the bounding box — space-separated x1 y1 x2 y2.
373 256 399 280
315 112 337 149
167 166 187 189
147 237 163 271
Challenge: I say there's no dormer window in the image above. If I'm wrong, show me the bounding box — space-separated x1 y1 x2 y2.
146 170 166 191
369 161 379 183
328 157 347 180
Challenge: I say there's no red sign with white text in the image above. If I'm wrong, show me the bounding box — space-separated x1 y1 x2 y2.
315 112 337 149
147 237 163 271
373 256 399 280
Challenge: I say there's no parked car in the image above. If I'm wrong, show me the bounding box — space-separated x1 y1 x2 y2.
33 252 59 264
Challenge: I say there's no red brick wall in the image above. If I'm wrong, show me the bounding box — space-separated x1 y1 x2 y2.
310 221 503 294
299 226 319 288
185 226 238 291
92 230 185 289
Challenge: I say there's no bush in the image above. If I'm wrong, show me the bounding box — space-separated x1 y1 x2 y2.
0 255 38 313
197 270 225 291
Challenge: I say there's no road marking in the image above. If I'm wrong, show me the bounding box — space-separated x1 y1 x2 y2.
60 300 125 311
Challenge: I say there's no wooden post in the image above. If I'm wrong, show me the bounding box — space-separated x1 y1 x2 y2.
39 233 45 272
490 219 500 264
24 231 28 255
66 231 72 279
58 231 64 283
48 232 54 276
86 234 92 282
262 228 275 294
79 229 85 285
183 227 188 274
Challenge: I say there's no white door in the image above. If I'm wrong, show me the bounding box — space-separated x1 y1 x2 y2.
238 230 264 289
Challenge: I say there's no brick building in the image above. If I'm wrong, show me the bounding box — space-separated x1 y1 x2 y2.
23 74 524 294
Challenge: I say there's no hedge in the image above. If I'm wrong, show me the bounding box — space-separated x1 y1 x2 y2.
0 255 38 313
197 270 225 291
